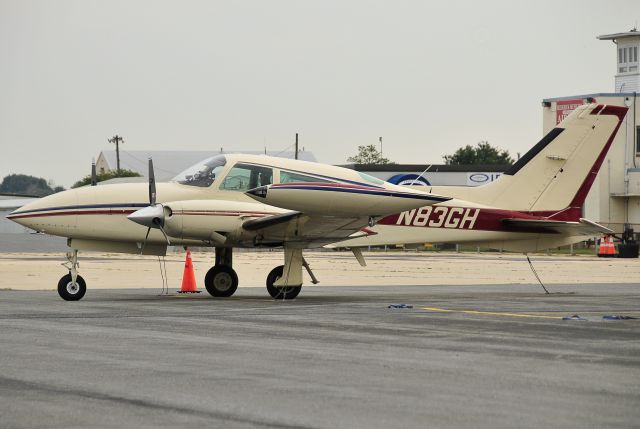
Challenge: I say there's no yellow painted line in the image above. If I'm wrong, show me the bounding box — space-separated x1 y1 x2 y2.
422 307 562 320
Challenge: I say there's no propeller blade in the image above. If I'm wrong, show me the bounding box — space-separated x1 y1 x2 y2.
148 158 156 205
140 227 151 254
154 219 171 245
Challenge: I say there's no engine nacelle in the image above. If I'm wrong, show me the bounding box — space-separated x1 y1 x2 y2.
163 199 282 244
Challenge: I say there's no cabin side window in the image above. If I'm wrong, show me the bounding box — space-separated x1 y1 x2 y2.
280 171 332 184
219 163 273 191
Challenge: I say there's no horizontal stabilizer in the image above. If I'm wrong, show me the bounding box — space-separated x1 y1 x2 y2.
502 218 612 235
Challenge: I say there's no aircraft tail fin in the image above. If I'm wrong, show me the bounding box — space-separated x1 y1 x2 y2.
469 103 627 220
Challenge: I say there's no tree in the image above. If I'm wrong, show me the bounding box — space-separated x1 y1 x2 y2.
0 174 64 197
443 141 514 165
72 169 141 188
347 144 393 164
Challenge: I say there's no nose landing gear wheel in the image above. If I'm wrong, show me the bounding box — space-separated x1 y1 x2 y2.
57 274 87 301
266 265 302 300
204 265 239 297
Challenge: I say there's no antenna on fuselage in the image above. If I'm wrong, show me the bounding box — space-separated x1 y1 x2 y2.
409 164 433 186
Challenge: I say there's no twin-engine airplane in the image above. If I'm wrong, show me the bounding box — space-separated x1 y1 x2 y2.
7 103 627 301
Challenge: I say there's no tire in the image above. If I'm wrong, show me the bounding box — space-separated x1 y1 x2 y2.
266 265 302 300
204 265 239 297
57 274 87 301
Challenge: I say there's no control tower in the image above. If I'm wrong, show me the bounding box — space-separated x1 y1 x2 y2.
598 28 640 93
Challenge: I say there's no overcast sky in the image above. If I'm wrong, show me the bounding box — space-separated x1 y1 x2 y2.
1 0 637 187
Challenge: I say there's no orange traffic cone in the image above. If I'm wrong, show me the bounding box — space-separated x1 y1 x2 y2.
178 249 201 293
598 235 608 257
598 235 608 258
607 235 617 257
598 235 616 258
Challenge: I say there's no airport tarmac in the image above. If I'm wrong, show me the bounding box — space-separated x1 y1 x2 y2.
1 279 639 428
1 250 639 291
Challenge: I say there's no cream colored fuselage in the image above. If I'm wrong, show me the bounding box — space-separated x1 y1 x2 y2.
9 154 455 252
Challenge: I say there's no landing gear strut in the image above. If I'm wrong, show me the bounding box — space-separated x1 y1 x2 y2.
58 249 86 301
266 265 302 299
265 247 318 300
204 247 238 297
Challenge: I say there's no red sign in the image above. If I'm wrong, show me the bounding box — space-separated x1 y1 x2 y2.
556 99 585 124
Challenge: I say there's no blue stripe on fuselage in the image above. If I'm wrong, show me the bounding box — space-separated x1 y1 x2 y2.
273 185 450 202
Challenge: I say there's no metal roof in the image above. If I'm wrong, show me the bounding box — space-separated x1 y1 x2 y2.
0 196 38 209
542 93 637 103
597 30 640 41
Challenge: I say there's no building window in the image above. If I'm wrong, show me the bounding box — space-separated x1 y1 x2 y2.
618 45 639 74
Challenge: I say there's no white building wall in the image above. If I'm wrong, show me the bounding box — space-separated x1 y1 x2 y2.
615 73 640 92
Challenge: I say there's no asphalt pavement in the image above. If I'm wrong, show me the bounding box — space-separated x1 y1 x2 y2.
0 283 639 428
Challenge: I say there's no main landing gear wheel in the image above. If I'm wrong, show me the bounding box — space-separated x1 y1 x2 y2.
204 265 239 297
266 265 302 300
57 274 86 301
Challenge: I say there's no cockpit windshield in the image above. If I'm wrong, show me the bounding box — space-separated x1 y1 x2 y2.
172 155 227 187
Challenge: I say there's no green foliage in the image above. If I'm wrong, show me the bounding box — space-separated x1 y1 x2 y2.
347 144 394 164
443 141 514 165
72 169 142 188
0 174 64 197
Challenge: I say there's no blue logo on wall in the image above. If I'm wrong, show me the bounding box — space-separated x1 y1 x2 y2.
388 174 431 186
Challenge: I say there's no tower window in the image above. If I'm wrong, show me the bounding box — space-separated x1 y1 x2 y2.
618 46 639 74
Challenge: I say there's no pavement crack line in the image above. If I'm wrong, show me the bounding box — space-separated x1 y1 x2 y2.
0 375 317 429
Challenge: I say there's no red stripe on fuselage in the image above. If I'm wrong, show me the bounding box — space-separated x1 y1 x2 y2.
7 209 138 220
9 209 274 220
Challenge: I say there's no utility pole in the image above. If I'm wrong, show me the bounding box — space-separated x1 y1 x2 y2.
295 133 299 160
108 135 125 173
91 158 97 186
379 136 383 157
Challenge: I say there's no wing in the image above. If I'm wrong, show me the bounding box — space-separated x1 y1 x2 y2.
242 211 371 247
502 218 613 235
242 181 450 247
242 211 303 231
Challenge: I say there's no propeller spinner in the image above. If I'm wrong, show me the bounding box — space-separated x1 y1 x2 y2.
127 158 171 248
